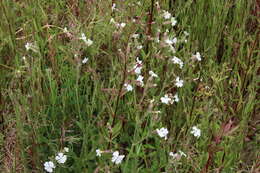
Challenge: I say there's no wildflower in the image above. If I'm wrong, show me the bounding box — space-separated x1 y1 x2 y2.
63 27 68 33
165 37 177 45
175 77 184 88
22 56 27 65
120 23 126 28
80 33 86 41
25 42 32 51
149 70 158 78
132 34 139 39
134 66 142 74
111 151 125 164
137 45 143 50
169 152 179 159
170 17 177 26
184 31 189 36
173 94 179 102
191 126 201 138
136 75 144 86
96 149 102 157
192 52 202 61
44 161 55 173
136 57 142 64
178 150 187 157
156 127 169 140
163 10 171 19
160 94 172 104
171 56 184 69
169 150 187 160
112 3 116 11
124 83 133 92
80 33 93 46
110 18 116 24
64 147 69 153
25 42 38 52
133 57 142 74
55 152 67 164
116 23 126 28
82 57 89 64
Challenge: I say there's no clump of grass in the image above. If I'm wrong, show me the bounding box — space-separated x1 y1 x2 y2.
0 0 259 172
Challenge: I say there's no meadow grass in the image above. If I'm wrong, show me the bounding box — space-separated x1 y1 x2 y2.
0 0 259 172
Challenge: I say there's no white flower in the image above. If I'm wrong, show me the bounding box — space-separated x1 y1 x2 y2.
120 23 126 28
136 57 142 64
163 10 171 19
133 57 142 74
184 31 189 36
82 57 89 64
173 94 179 102
85 39 93 46
178 150 187 157
136 75 144 86
149 71 158 78
64 147 69 152
63 27 68 33
80 33 86 41
164 38 172 45
80 33 93 46
137 45 143 50
25 42 32 51
192 52 202 61
172 37 177 44
25 42 38 52
55 152 67 164
191 126 201 138
44 161 55 173
169 152 179 159
171 56 184 69
111 151 125 164
116 23 126 28
169 150 186 160
160 94 172 104
175 77 184 88
96 149 102 157
170 17 177 26
156 127 169 140
132 34 139 39
112 3 116 11
134 66 142 74
110 18 116 24
165 37 177 45
124 83 133 92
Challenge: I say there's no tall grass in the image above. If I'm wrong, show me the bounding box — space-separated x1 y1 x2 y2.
0 0 259 172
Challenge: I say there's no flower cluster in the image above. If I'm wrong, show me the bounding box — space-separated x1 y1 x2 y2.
96 149 125 165
190 126 201 138
156 127 169 140
160 94 179 105
79 33 93 46
44 147 69 172
169 150 187 160
171 56 184 69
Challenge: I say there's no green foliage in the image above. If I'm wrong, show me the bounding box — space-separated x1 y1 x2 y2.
0 0 259 172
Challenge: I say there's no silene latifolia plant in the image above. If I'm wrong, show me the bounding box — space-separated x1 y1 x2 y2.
24 1 204 172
